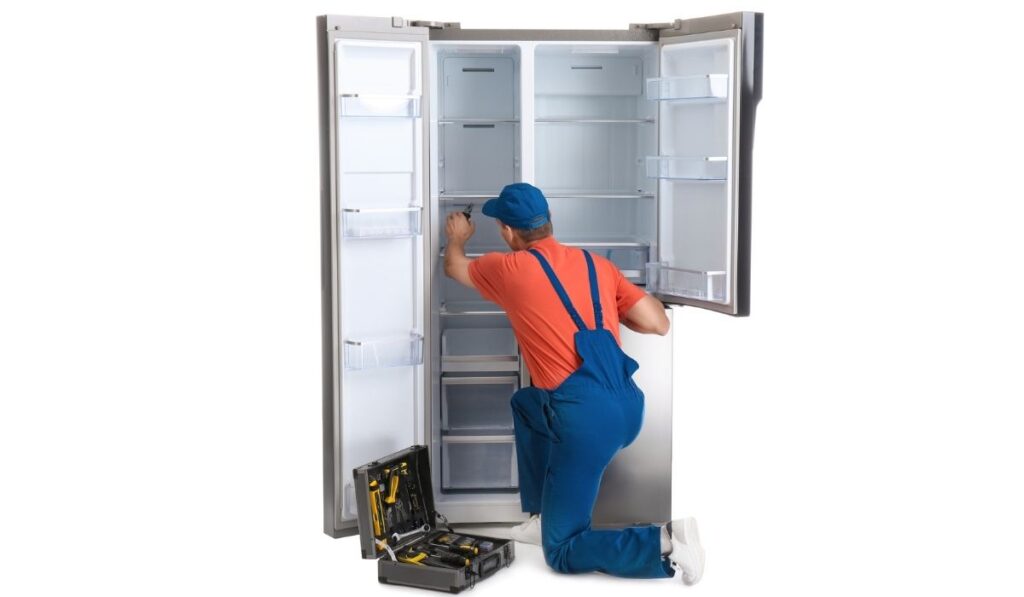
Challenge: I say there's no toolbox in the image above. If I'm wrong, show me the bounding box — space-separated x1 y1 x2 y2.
353 445 515 592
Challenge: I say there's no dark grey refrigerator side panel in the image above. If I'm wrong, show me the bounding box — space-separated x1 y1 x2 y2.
650 12 762 316
319 15 431 538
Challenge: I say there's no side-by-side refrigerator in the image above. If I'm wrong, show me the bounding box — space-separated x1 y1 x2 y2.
319 13 763 538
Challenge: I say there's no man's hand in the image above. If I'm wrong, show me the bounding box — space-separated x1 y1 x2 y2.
444 212 476 289
445 212 475 246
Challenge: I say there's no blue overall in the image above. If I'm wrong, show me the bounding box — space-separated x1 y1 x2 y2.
509 248 674 579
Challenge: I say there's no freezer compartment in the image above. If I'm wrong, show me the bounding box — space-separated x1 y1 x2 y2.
441 56 517 121
441 436 517 492
440 122 519 196
441 375 518 434
339 94 421 117
646 75 728 102
342 207 421 238
441 328 518 372
646 262 727 303
344 332 424 370
562 241 650 284
646 156 727 180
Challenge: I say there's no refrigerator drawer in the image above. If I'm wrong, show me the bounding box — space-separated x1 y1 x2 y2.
441 375 518 434
441 436 517 491
441 328 519 372
562 241 650 284
442 57 516 120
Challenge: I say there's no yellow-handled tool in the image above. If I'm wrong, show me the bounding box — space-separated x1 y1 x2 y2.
369 479 386 537
398 550 428 565
384 462 407 505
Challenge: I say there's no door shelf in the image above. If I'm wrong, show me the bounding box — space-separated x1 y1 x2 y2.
339 94 421 118
645 156 727 180
341 207 421 238
441 328 519 372
343 332 424 370
645 75 728 102
441 435 517 492
646 263 727 303
441 375 518 434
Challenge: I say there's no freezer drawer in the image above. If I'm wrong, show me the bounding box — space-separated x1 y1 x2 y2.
441 375 518 434
441 435 517 491
441 327 519 372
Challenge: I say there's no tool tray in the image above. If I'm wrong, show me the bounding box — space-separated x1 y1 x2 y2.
353 445 515 593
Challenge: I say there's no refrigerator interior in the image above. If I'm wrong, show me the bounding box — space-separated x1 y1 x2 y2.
334 38 426 524
427 41 668 523
648 36 737 304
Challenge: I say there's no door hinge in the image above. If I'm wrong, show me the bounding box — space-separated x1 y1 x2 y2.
629 20 683 31
409 20 461 30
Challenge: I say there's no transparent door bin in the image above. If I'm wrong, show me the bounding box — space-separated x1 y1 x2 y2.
341 207 421 239
646 263 727 303
441 436 517 491
339 94 421 117
441 328 519 372
343 332 424 370
646 75 728 101
645 156 727 180
441 375 518 434
562 241 650 284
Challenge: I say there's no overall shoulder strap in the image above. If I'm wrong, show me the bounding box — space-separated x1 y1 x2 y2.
527 249 587 331
582 250 604 330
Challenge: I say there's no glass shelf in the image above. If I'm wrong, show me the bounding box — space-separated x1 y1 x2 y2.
338 94 421 117
341 207 421 238
645 156 727 180
343 332 424 370
646 263 727 303
440 301 506 316
535 118 654 124
646 75 728 102
546 192 654 199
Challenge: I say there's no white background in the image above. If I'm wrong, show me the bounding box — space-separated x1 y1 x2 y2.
1 1 1022 595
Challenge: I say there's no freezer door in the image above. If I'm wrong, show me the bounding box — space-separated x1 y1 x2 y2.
318 15 431 538
649 13 762 315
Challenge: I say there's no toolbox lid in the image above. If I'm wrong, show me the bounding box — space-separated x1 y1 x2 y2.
352 444 438 560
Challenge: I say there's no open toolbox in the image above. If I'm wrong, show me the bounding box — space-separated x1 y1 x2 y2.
353 445 515 592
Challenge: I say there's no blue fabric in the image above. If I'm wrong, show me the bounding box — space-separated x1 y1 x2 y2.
509 249 674 579
481 183 550 229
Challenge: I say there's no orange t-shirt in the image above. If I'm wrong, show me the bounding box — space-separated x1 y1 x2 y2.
467 236 648 390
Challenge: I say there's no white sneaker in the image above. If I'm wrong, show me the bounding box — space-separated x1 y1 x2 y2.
666 517 705 585
509 514 541 545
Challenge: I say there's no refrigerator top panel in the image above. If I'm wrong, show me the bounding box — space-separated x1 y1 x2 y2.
353 444 437 559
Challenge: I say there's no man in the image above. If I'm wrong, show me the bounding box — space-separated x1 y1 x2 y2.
443 182 706 584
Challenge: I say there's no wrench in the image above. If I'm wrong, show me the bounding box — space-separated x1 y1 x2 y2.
392 524 431 544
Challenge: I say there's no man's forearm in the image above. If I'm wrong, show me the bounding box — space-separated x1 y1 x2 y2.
444 240 475 288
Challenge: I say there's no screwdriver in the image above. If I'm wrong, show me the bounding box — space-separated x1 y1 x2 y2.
462 203 473 221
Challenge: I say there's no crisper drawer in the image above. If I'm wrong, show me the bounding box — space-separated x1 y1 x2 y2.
441 375 518 434
441 436 517 491
441 328 519 372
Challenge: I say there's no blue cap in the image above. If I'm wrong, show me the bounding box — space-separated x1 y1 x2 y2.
481 183 550 230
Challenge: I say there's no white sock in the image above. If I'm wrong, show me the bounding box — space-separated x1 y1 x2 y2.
660 524 672 555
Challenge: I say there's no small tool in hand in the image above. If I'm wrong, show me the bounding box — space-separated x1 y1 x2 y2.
462 203 473 220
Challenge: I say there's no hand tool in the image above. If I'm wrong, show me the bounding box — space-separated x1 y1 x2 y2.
368 479 386 537
397 549 428 565
392 523 431 545
462 203 474 221
423 546 471 568
385 462 407 505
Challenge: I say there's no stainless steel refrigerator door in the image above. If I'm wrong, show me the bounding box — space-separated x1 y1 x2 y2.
319 15 432 538
591 309 674 527
648 13 763 316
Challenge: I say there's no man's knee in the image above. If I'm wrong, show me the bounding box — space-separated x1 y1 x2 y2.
542 539 572 574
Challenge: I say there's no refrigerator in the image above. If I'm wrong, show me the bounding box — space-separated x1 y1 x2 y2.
318 12 763 538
